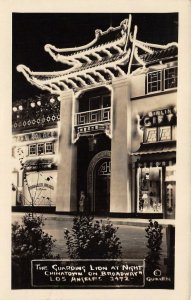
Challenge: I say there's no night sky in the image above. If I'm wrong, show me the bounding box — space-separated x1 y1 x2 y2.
12 13 178 101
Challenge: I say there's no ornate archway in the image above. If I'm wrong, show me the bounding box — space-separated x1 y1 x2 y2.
87 150 111 213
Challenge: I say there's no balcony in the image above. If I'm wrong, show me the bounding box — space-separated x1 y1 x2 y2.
73 107 111 140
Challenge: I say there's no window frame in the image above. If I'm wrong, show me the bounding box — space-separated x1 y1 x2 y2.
164 66 178 91
29 142 54 156
146 70 162 94
29 144 37 156
45 142 54 154
146 66 178 95
37 143 45 155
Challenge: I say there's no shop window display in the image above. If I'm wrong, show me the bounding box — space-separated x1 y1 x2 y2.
23 170 57 206
164 165 176 218
137 167 162 213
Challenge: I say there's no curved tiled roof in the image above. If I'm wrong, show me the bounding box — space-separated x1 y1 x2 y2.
17 17 178 95
140 45 178 64
44 18 129 58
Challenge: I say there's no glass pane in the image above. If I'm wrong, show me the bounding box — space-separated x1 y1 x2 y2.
147 71 161 93
46 142 53 153
164 67 177 89
165 166 176 218
37 143 44 155
29 144 36 155
137 167 162 213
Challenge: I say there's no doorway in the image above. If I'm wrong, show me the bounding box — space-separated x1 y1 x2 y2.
87 150 111 215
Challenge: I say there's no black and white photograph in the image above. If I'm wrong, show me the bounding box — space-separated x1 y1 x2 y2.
11 12 177 289
0 1 191 299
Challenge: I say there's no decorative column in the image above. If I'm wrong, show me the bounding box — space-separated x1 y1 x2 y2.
110 76 131 214
56 90 77 212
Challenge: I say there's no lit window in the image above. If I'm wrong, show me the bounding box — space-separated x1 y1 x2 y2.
29 144 36 156
37 143 44 155
147 71 162 93
145 128 157 142
159 126 171 141
164 67 177 90
137 167 162 213
45 142 53 154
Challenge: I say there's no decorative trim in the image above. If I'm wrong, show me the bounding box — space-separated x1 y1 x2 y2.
72 85 113 143
131 89 177 101
16 17 178 95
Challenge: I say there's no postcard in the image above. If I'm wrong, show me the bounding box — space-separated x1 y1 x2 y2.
0 0 190 299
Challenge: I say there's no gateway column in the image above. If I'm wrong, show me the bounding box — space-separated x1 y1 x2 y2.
110 76 131 214
56 90 77 212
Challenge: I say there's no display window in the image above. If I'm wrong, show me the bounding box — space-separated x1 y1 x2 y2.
137 167 162 213
23 170 57 206
165 165 176 218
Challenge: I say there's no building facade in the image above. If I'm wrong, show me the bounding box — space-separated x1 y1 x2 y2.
12 16 177 219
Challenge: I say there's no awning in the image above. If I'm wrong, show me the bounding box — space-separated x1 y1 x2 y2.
24 158 55 171
131 141 176 156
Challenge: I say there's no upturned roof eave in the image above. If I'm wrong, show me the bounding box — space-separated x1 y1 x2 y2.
44 18 130 58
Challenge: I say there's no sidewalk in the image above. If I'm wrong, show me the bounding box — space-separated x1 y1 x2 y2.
12 212 175 227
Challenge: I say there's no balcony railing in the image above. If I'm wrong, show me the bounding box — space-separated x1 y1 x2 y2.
74 107 111 126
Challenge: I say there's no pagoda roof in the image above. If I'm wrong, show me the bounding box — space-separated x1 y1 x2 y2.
139 45 178 64
17 16 178 95
44 18 130 66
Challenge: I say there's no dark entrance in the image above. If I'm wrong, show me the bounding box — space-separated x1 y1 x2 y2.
94 159 110 214
87 150 111 215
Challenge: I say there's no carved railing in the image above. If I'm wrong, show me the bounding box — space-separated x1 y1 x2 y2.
74 107 111 126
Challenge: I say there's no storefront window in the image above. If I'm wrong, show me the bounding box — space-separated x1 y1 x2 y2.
23 170 57 206
137 167 162 213
165 165 176 219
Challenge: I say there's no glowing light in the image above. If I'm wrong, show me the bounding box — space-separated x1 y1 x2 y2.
18 105 23 111
50 97 55 103
31 102 35 108
13 107 17 112
37 100 41 106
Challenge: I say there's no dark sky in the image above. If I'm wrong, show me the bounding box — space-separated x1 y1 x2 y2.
12 13 178 101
